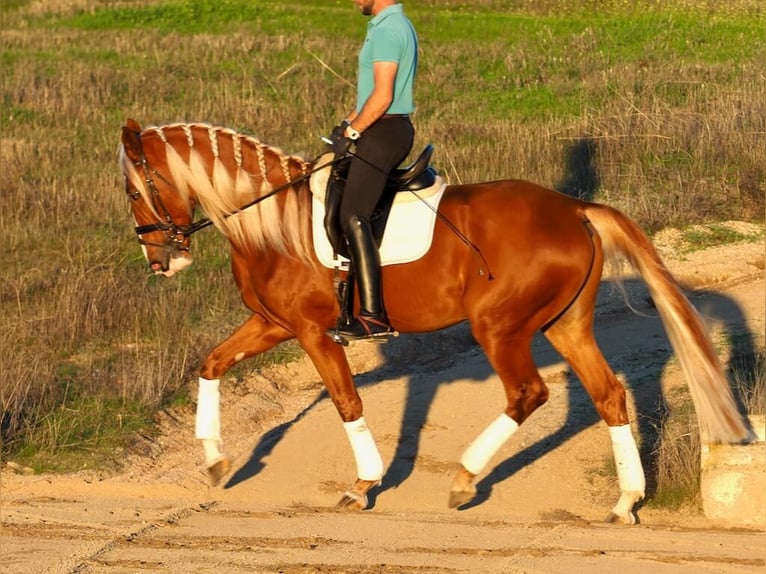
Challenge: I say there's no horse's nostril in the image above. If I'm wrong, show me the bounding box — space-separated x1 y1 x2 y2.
150 261 165 272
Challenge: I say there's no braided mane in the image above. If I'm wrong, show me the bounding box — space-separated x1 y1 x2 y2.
120 122 315 264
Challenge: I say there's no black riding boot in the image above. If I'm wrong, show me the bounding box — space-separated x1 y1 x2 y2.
336 215 393 340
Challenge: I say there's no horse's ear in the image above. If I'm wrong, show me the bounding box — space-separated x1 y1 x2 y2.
125 118 142 132
121 118 143 162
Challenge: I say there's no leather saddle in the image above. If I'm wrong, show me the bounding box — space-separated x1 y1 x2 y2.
324 144 436 260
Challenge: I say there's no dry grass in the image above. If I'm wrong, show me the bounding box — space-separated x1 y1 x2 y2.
648 347 765 509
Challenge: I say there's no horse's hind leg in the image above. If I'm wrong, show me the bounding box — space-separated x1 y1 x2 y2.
543 317 645 525
449 332 549 508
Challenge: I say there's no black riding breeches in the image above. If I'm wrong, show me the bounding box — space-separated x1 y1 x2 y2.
339 116 414 235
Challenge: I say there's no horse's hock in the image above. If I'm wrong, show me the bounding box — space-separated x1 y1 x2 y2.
701 415 766 527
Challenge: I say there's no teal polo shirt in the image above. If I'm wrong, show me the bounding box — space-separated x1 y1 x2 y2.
356 3 418 115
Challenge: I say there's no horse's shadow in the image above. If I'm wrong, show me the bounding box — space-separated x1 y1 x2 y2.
226 137 757 510
225 392 328 488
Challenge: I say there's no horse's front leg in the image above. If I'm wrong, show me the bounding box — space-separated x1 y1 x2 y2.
298 328 384 510
196 312 292 486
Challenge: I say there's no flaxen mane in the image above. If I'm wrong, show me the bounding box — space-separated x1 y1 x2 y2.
119 122 315 264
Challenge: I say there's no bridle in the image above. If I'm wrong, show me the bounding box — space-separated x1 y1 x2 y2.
128 153 208 253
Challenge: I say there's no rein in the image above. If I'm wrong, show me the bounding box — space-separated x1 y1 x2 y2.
132 150 338 243
345 149 495 280
132 140 493 280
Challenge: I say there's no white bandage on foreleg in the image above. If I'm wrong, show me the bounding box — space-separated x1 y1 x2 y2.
343 417 384 481
609 424 645 494
461 413 519 475
201 439 223 465
195 377 221 441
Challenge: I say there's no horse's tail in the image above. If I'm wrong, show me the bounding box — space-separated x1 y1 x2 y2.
583 203 753 444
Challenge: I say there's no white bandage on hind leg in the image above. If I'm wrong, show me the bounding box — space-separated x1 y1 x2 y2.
461 413 519 475
343 417 384 481
195 378 221 441
609 424 645 494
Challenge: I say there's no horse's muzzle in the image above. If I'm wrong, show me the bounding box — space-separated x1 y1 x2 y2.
150 252 193 277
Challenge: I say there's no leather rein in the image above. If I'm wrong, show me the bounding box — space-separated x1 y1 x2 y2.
129 149 335 250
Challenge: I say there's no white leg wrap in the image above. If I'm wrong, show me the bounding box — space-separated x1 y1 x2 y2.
461 413 519 475
609 424 645 495
343 417 384 481
195 378 221 441
201 439 223 465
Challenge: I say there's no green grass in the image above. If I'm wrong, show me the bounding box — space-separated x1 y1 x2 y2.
41 1 348 36
32 3 761 123
680 224 764 253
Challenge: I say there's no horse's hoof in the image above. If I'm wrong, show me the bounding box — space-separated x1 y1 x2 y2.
206 456 232 487
448 487 476 509
604 511 637 525
337 490 368 510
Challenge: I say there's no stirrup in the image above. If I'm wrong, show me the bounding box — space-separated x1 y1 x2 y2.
332 315 398 343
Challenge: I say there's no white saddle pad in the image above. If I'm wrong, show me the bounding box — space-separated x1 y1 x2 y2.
309 155 447 269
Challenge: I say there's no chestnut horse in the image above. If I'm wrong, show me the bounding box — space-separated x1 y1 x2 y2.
119 119 750 524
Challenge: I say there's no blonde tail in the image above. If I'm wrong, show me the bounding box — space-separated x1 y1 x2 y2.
585 204 753 444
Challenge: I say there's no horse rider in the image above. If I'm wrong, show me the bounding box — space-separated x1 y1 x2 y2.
325 0 418 340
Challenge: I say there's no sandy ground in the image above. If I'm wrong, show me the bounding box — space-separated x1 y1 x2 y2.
2 222 764 574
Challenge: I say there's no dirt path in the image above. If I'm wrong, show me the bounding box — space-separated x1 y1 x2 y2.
2 224 764 573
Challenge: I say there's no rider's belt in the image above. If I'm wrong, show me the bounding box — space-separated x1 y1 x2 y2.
381 114 410 120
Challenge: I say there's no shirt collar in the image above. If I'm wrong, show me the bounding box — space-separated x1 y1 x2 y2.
370 3 403 26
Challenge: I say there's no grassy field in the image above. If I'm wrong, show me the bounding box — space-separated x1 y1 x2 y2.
1 0 764 476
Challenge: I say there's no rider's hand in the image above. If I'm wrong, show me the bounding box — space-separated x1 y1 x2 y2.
325 123 354 156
